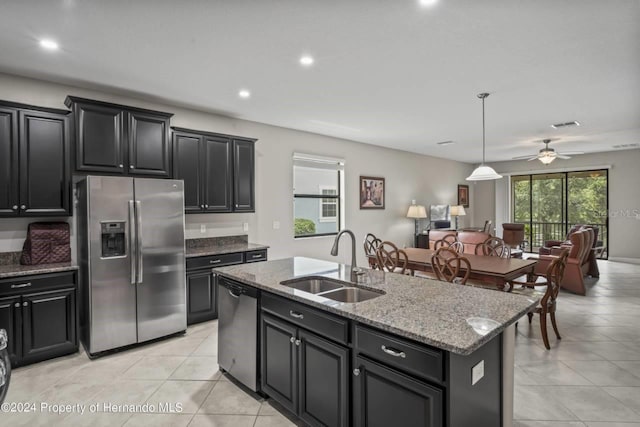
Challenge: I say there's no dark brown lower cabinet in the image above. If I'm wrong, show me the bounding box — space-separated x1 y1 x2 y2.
186 271 217 324
261 313 350 427
0 271 78 367
353 356 443 427
21 288 76 365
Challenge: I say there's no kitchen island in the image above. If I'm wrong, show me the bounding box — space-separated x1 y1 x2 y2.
215 257 538 427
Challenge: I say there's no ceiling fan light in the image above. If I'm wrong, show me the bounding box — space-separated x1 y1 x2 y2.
466 164 503 181
539 154 556 165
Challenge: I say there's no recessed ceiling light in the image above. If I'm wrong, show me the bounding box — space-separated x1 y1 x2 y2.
299 55 314 67
39 39 59 50
550 121 580 129
418 0 438 7
238 89 251 99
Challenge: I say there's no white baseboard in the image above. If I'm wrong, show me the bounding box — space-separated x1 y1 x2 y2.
608 257 640 265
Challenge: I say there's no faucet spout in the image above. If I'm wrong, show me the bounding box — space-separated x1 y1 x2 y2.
330 229 363 275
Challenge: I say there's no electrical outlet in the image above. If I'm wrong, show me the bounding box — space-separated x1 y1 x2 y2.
200 224 206 233
243 222 249 232
273 221 280 230
471 360 485 385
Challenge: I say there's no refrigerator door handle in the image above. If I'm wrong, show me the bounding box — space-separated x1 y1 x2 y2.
128 200 136 285
136 200 143 284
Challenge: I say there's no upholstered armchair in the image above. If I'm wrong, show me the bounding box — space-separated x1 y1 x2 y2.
534 228 594 295
539 225 600 278
428 230 457 250
456 231 491 254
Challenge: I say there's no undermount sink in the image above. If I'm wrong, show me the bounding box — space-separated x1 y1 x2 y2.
320 287 383 303
280 276 385 303
281 277 346 294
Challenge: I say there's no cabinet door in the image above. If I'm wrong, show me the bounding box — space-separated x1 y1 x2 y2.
173 132 204 213
128 111 171 177
298 330 349 427
21 288 76 365
353 356 443 427
261 313 298 413
186 271 217 324
0 295 21 365
19 110 71 216
0 107 19 216
74 102 125 173
232 139 255 212
203 136 232 212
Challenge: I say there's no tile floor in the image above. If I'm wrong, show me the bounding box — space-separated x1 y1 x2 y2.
2 260 640 426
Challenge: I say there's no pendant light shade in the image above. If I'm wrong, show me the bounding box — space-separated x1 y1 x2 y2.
467 93 503 181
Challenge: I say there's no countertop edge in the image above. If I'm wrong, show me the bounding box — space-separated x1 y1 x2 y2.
185 243 270 258
0 264 79 279
215 269 535 356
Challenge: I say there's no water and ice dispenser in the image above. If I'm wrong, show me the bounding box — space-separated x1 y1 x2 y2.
101 222 126 257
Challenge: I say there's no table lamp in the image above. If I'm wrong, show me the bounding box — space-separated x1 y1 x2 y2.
407 201 427 238
450 205 466 230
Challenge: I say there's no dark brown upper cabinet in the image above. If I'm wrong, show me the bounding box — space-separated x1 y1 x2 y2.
172 127 256 214
65 96 172 177
0 101 71 217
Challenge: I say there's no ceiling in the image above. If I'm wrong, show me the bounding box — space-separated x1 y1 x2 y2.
0 0 639 163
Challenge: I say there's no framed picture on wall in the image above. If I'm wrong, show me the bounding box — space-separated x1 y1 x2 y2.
458 184 469 208
360 176 385 209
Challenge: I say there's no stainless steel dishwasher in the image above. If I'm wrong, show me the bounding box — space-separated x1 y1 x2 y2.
218 276 259 392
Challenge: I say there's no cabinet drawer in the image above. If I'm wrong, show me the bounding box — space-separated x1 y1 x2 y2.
245 249 267 263
0 271 77 297
262 293 348 345
354 325 443 384
186 252 244 271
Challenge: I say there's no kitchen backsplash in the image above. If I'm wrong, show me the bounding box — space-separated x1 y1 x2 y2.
186 235 248 248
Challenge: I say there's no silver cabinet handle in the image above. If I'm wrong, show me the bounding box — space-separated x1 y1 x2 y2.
136 200 143 284
12 205 17 210
201 205 204 208
290 337 295 344
209 259 221 264
295 339 301 346
252 254 262 258
205 204 209 208
119 164 123 168
11 283 32 288
228 289 241 299
128 200 136 284
14 303 20 308
289 310 304 319
353 368 361 376
23 302 29 307
381 345 406 358
235 204 239 208
20 205 26 210
130 165 134 169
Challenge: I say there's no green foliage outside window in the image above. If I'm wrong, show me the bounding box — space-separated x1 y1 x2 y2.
294 218 316 236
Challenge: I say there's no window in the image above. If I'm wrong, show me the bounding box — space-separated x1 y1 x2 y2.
511 169 608 257
293 154 344 238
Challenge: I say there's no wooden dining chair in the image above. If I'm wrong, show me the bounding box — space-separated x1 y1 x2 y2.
475 236 511 258
364 233 382 269
430 247 471 285
375 241 410 275
433 235 464 254
512 249 569 349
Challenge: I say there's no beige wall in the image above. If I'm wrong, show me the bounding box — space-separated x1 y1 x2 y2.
472 150 640 261
0 73 474 266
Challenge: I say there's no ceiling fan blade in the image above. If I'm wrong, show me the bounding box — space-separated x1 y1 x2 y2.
512 155 537 160
556 155 572 159
527 157 539 162
557 151 584 156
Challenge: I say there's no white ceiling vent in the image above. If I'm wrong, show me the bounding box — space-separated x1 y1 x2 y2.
436 140 455 146
612 143 640 149
551 121 580 129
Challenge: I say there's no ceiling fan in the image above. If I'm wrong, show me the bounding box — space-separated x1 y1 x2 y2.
512 139 584 164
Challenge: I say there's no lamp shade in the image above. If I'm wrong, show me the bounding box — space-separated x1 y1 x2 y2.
450 205 466 216
466 164 503 181
406 204 427 219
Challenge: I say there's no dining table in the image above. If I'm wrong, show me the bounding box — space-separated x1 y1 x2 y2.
400 248 538 292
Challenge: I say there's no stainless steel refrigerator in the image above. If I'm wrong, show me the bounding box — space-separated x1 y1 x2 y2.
77 176 186 356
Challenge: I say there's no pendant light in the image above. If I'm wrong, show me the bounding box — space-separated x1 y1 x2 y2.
466 93 503 181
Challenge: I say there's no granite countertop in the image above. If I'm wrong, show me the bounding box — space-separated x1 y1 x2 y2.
215 257 539 356
0 262 79 279
186 242 270 258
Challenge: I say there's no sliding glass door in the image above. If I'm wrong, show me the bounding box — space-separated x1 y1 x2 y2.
511 169 608 257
